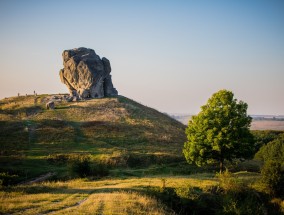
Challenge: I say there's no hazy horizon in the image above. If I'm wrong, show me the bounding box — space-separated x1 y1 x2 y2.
1 0 283 115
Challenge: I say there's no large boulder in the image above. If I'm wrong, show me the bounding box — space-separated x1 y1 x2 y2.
59 47 118 99
46 101 55 110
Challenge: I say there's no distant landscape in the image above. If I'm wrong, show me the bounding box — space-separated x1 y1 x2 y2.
170 114 284 130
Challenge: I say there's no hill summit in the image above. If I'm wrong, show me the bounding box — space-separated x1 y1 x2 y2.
0 94 186 181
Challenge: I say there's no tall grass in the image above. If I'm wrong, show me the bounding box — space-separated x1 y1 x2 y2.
0 175 216 214
0 95 186 182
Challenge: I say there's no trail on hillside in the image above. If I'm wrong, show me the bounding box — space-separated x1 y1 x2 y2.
25 120 37 144
19 172 56 185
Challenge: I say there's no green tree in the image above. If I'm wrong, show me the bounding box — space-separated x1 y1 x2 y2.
255 134 284 195
260 160 284 196
251 130 282 153
254 133 284 165
183 89 254 173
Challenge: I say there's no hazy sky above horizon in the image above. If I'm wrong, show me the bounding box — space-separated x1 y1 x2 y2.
0 0 283 115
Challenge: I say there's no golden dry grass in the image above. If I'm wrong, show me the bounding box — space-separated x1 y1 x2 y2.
0 175 221 214
59 191 172 215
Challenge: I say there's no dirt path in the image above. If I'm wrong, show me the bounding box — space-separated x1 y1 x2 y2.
42 196 89 215
19 172 56 185
95 200 105 215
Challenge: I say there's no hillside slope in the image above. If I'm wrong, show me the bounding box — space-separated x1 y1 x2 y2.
0 94 186 181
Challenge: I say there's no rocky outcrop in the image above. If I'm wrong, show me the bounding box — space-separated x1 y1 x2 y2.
59 47 118 99
46 101 55 109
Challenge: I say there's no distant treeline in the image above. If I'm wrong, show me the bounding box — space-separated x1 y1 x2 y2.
252 117 284 121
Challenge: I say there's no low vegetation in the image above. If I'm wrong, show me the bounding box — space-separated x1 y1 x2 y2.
1 94 284 214
1 172 283 214
0 94 186 183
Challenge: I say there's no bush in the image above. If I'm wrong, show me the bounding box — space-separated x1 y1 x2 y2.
69 155 92 177
261 160 284 196
69 155 109 178
46 154 69 164
92 163 109 178
217 169 243 192
220 188 265 215
252 130 283 153
147 179 279 215
254 134 284 165
0 172 18 186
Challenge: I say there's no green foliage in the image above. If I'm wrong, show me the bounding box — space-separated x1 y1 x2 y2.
260 160 284 196
216 169 243 192
0 172 19 186
220 188 265 215
69 155 109 178
255 134 284 196
0 95 186 181
46 154 69 164
252 130 283 153
69 155 92 178
183 89 254 172
255 134 284 165
148 180 269 215
92 163 109 178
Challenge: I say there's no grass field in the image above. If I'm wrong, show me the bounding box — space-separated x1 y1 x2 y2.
0 172 264 215
1 95 284 214
250 120 284 130
0 94 186 182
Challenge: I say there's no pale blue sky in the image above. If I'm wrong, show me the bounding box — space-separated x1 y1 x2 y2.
0 0 283 115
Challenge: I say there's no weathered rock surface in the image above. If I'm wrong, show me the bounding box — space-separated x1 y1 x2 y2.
46 101 55 109
59 47 118 99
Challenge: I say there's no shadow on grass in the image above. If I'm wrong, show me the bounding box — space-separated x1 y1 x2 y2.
3 183 282 215
0 118 186 184
3 185 138 195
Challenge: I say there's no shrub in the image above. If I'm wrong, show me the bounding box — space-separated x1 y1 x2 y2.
92 162 109 178
68 155 109 178
261 160 284 196
46 154 69 164
147 179 278 215
220 188 265 215
252 130 283 153
217 169 243 192
69 155 92 178
0 172 18 186
103 151 128 167
215 170 267 214
254 135 284 165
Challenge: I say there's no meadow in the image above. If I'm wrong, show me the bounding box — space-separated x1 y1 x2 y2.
0 95 284 214
0 172 264 214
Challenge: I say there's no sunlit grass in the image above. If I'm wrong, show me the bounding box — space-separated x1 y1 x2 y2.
0 175 218 214
61 191 173 215
0 171 263 214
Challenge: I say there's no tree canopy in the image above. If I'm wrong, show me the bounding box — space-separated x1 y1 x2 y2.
183 89 254 172
255 133 284 165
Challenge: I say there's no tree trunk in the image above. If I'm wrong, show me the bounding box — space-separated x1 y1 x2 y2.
220 159 224 174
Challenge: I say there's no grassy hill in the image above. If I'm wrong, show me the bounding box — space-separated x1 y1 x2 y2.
0 94 186 182
1 95 284 214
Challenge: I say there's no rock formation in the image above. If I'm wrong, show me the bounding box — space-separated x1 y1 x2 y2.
59 47 118 99
46 101 55 109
